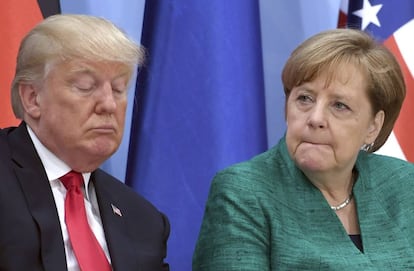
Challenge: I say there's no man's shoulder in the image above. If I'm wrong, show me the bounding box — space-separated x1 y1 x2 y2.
0 125 19 135
92 169 165 216
0 126 14 159
0 126 11 140
0 123 27 147
92 169 140 199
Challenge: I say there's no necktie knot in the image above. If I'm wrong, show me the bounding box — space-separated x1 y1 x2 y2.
60 170 83 191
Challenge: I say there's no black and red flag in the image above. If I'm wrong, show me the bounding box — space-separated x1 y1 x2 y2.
0 0 60 127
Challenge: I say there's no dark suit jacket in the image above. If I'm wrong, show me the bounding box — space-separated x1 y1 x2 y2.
0 122 170 271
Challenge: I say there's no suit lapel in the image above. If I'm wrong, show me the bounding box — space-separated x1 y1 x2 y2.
9 123 67 271
92 170 136 271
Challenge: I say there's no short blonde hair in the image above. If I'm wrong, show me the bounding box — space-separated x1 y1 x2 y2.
282 28 406 152
11 14 144 118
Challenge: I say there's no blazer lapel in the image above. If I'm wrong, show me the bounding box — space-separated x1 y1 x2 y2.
9 123 67 271
92 171 136 271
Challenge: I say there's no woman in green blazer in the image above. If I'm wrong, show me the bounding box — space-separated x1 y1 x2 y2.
193 28 414 270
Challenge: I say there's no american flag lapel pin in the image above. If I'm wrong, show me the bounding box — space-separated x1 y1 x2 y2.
111 203 123 217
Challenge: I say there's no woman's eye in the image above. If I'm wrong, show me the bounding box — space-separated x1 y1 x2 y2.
297 95 312 103
333 101 350 110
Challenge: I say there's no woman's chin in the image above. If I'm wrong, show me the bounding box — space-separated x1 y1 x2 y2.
295 156 329 173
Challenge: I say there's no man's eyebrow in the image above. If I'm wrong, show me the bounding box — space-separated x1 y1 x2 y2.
67 65 96 75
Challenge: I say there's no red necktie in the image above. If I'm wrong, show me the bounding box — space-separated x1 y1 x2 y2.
60 171 112 271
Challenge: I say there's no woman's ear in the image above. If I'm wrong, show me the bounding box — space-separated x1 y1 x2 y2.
19 83 41 119
365 110 385 144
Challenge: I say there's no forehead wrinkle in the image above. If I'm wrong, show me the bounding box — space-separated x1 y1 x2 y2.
296 82 317 93
65 61 131 83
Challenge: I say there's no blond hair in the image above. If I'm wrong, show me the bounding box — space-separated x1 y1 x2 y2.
11 14 144 118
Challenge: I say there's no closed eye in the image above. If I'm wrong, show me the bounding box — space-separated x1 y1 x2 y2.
76 85 94 92
73 84 96 94
112 88 126 94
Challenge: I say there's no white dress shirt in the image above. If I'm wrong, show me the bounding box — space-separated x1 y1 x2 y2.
27 126 112 271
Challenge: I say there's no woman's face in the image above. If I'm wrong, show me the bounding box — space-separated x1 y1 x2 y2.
285 64 384 176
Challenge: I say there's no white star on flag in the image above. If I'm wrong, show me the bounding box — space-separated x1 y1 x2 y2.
352 0 383 30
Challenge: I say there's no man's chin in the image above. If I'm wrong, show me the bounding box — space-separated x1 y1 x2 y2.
88 141 120 158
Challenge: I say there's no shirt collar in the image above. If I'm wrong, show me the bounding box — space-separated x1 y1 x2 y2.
26 125 91 187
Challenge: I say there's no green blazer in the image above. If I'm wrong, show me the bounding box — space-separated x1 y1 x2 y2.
193 138 414 270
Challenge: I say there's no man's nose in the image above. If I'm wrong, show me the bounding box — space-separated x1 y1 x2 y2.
95 83 117 114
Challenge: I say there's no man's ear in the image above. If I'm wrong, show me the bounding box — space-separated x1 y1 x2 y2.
19 83 41 119
365 110 385 144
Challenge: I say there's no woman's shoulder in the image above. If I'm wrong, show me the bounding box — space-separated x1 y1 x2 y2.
358 152 414 189
219 146 278 176
212 142 291 194
365 152 414 175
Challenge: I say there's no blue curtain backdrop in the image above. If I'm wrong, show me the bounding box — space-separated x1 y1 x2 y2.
125 1 268 269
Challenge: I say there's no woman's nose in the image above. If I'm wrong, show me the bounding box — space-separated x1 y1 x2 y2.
307 103 327 129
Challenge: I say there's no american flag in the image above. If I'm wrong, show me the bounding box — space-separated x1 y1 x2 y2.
339 0 414 162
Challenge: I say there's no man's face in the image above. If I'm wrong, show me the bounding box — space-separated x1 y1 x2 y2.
34 59 130 171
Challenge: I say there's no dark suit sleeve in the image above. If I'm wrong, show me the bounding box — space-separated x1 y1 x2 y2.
160 212 170 271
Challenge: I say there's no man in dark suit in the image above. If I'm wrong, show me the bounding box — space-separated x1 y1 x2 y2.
0 14 169 270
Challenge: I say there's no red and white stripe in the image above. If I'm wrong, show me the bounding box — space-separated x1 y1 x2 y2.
338 0 413 162
338 0 349 28
376 19 414 161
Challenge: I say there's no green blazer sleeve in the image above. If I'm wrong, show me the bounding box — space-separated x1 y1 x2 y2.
193 168 270 270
